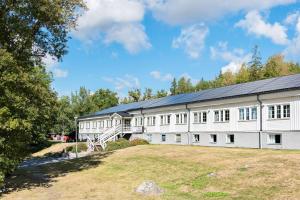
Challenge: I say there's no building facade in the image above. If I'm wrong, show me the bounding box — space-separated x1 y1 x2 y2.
78 74 300 149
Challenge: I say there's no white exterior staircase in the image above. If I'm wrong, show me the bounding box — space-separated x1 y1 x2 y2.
86 124 123 151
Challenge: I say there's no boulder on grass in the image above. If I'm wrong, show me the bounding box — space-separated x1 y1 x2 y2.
135 180 164 196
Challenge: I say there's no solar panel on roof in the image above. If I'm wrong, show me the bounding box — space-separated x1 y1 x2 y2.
79 73 300 119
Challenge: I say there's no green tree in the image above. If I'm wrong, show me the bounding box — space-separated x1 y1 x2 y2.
128 89 141 102
156 89 168 98
0 49 58 185
91 89 118 112
236 64 250 83
71 87 95 116
142 88 153 100
0 0 85 65
177 77 194 94
195 78 211 91
248 45 263 81
170 78 177 95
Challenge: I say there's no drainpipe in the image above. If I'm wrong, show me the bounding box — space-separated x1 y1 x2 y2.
186 104 191 145
141 108 144 134
257 94 263 149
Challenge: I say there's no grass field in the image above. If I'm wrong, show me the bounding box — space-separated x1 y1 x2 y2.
2 144 300 200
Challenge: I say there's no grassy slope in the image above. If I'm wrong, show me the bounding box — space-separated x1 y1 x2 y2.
3 144 300 200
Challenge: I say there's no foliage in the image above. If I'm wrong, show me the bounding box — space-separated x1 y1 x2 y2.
155 89 168 98
129 139 149 146
65 143 87 153
105 139 132 151
0 49 58 186
0 0 85 65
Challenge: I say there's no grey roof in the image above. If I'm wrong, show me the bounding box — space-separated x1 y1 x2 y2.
78 73 300 120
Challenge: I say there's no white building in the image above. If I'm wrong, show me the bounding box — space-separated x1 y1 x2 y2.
78 73 300 150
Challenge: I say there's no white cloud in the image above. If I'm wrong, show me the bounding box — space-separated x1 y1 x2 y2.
172 24 209 59
148 0 295 25
43 54 68 78
180 73 199 84
150 70 173 81
284 11 300 24
235 10 289 45
210 42 251 73
73 0 150 53
284 15 300 61
102 74 140 91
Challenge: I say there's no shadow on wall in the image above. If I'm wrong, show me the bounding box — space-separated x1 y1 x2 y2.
2 152 113 195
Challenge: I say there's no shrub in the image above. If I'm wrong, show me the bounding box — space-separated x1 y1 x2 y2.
129 139 149 146
65 143 88 153
105 138 131 151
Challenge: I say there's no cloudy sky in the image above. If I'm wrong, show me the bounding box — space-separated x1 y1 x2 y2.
46 0 300 97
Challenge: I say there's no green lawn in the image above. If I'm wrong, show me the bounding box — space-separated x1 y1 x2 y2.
2 144 300 200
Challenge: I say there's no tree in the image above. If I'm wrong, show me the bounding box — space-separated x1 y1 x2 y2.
195 78 211 91
0 0 85 65
91 89 118 111
142 88 153 100
248 45 263 81
236 64 250 83
177 77 194 94
71 87 95 116
170 78 177 95
53 96 74 135
128 89 141 102
0 49 58 185
156 90 168 98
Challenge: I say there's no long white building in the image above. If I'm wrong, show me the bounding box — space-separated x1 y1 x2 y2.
78 74 300 150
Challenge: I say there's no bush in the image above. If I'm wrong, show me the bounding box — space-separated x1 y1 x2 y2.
129 139 149 146
65 143 88 153
105 138 131 151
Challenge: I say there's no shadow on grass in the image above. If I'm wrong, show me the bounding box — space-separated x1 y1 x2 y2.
3 152 113 194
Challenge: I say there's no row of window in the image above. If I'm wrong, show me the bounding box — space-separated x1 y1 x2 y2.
149 133 281 145
80 104 291 129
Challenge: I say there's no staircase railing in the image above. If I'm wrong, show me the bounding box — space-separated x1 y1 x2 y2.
97 124 123 149
86 135 95 152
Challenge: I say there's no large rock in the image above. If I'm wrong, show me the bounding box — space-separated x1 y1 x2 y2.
135 181 164 196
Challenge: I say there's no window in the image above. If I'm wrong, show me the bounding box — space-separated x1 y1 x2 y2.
277 105 282 119
215 109 230 122
147 134 152 142
80 123 84 129
214 111 219 122
239 107 257 121
268 106 275 119
92 121 97 129
106 120 112 128
175 134 181 143
86 122 90 129
225 110 230 121
134 117 143 126
210 134 217 143
283 104 290 118
175 113 188 124
193 112 207 123
160 115 171 125
239 108 245 121
268 134 281 145
226 134 234 144
147 116 156 126
161 134 166 142
194 134 200 143
268 104 290 119
202 112 207 123
251 107 257 120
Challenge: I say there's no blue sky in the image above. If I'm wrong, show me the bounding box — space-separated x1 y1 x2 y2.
45 0 300 98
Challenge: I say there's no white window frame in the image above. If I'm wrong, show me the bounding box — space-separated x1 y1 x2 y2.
175 113 188 125
268 134 282 145
239 107 257 121
214 109 230 122
193 134 200 143
86 122 90 129
210 134 217 143
268 104 290 120
80 122 84 129
226 134 235 144
134 117 143 127
161 134 166 142
147 116 156 126
160 115 171 126
92 121 97 129
193 111 207 123
175 134 181 143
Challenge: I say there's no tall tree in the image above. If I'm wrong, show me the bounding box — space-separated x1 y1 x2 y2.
128 89 141 102
142 88 153 100
0 0 85 65
170 78 177 95
248 45 263 81
91 89 118 111
236 64 250 83
177 77 194 94
195 78 211 91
